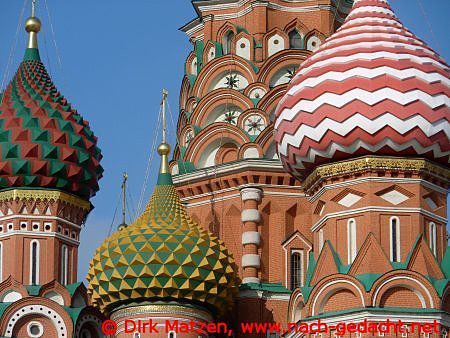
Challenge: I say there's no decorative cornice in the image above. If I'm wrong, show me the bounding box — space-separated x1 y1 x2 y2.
304 157 450 192
0 189 91 211
311 206 448 232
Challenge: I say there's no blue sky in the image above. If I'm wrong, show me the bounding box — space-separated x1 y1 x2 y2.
1 1 449 281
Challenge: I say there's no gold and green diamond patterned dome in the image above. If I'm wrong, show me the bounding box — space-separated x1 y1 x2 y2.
87 143 238 314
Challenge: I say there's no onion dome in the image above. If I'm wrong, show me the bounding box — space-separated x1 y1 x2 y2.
274 0 450 179
86 141 238 314
0 15 103 198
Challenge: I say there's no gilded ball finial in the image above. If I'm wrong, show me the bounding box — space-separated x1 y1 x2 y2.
157 143 171 156
25 17 41 33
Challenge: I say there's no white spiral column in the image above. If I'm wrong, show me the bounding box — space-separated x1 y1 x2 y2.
240 187 263 284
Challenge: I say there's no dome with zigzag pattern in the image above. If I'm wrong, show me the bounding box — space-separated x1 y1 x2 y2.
274 0 450 179
0 20 103 199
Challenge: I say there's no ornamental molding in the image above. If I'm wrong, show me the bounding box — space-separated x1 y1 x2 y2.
241 209 261 223
308 177 447 203
0 189 90 211
304 157 450 192
240 187 263 201
311 206 447 232
110 304 212 323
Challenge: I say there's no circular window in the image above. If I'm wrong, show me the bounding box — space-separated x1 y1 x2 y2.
274 39 279 45
33 224 39 230
255 93 260 99
240 43 246 48
45 224 51 231
312 41 317 47
27 321 44 338
8 224 13 230
21 223 27 229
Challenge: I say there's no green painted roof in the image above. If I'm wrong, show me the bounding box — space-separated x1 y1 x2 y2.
26 284 42 296
240 282 291 294
65 282 84 296
0 302 12 318
441 246 450 279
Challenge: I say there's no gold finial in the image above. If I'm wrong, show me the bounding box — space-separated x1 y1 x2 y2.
25 0 41 49
158 89 170 174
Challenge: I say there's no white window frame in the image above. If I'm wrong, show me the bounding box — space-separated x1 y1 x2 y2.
390 216 401 262
318 229 324 252
29 240 40 285
429 222 437 256
290 249 304 289
347 219 357 264
61 245 69 285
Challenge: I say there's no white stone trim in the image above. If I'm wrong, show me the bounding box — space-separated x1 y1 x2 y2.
372 276 434 308
311 279 365 316
4 305 67 337
242 254 260 268
285 312 450 338
241 209 261 223
27 321 44 338
0 231 80 245
242 231 260 245
240 187 263 202
173 159 284 184
239 288 291 301
242 277 260 284
311 207 447 231
29 240 40 285
0 214 81 229
308 177 447 202
389 216 401 262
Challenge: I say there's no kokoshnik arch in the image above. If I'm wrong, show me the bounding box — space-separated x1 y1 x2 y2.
0 0 449 337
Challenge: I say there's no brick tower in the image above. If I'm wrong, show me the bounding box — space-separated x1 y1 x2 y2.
172 0 353 331
0 7 105 337
275 0 450 335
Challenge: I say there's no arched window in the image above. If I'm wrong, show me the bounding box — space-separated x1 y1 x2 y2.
347 219 357 264
429 222 437 256
290 250 303 289
30 240 40 285
390 217 401 262
288 30 302 49
61 245 69 285
223 31 234 55
168 332 176 338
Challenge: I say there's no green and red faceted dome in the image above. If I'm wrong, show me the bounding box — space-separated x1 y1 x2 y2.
0 20 103 199
274 0 450 179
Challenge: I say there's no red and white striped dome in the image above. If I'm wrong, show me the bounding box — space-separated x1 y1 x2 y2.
274 0 450 179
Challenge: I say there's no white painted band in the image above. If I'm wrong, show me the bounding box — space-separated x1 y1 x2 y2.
241 209 261 223
240 187 263 201
242 231 260 245
242 254 260 268
242 277 260 284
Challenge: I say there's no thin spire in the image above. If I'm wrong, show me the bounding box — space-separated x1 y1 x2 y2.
121 172 128 225
157 89 171 176
25 0 41 49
